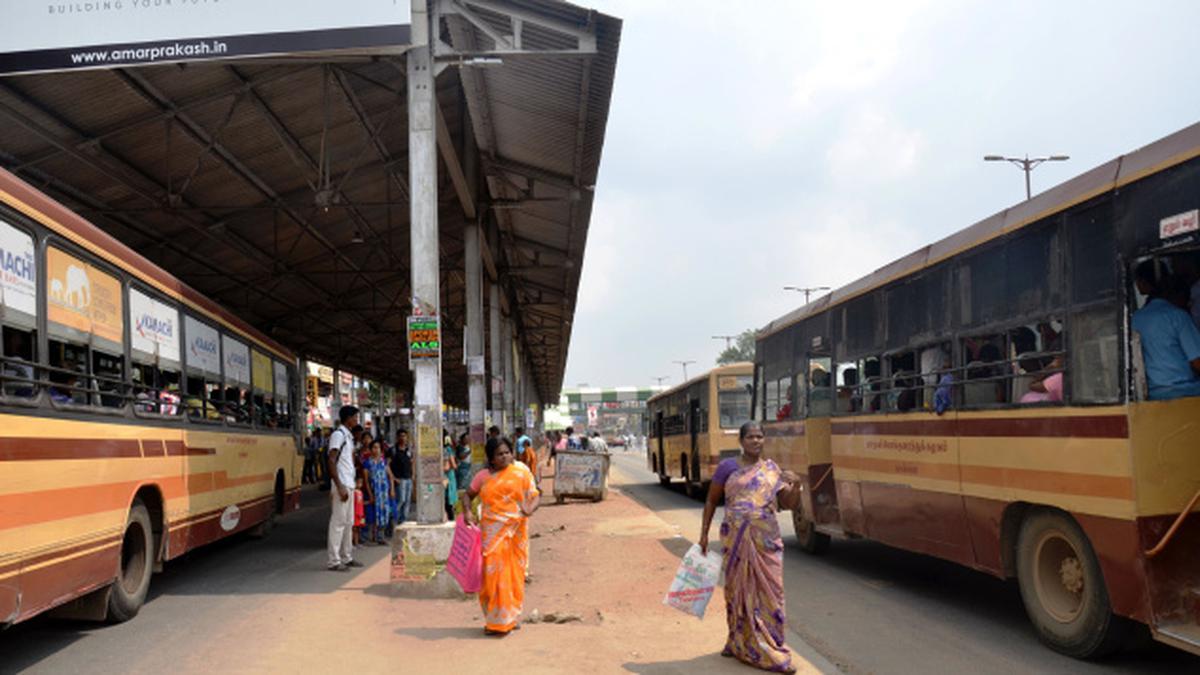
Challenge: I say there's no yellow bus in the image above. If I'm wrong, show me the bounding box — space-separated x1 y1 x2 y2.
754 123 1200 658
0 167 302 627
647 362 752 497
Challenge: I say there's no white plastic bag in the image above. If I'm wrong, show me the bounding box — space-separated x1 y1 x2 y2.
663 543 722 618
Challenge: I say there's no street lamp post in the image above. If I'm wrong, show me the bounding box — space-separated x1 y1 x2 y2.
783 286 831 304
652 376 669 386
673 360 695 381
712 334 738 350
983 154 1070 200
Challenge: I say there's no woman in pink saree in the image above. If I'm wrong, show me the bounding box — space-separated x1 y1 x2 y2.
700 421 802 673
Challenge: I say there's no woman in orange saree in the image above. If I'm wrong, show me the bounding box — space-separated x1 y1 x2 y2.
700 421 802 673
466 436 540 635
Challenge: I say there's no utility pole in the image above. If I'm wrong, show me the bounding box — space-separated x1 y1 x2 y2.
783 286 830 304
712 334 738 350
983 154 1070 200
673 360 695 381
651 376 669 387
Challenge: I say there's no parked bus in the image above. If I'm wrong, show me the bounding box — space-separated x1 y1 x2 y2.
647 362 752 497
753 123 1200 658
0 167 302 627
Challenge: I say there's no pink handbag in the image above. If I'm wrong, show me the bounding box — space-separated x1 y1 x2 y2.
447 515 482 593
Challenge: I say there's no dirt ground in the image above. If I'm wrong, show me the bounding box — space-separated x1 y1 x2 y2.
176 463 830 674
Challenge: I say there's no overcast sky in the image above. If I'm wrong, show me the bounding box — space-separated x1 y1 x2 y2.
561 0 1200 390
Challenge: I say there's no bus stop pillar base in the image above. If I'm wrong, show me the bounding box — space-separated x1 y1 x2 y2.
389 521 466 599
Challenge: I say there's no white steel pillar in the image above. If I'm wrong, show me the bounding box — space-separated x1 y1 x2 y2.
502 317 515 432
489 281 505 432
408 0 444 524
464 223 487 471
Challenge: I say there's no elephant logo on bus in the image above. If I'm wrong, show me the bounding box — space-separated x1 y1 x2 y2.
50 264 90 309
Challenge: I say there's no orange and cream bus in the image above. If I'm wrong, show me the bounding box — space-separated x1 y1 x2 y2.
0 167 302 627
647 362 752 497
754 122 1200 659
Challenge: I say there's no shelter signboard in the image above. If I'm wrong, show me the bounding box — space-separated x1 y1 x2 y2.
408 316 440 361
0 2 411 77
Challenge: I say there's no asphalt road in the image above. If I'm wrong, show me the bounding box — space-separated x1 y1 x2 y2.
608 450 1200 675
0 486 398 675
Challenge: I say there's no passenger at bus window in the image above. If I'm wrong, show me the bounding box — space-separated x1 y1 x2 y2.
776 384 793 420
48 373 79 404
965 343 1006 405
2 328 35 397
1132 264 1200 400
837 367 859 412
1019 356 1064 404
160 383 180 415
1174 254 1200 329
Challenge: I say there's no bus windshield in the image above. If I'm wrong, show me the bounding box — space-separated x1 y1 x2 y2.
718 375 753 428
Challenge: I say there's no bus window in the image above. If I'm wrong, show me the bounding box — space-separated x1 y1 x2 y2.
791 371 807 418
774 376 792 420
1010 320 1064 405
918 343 951 411
221 334 251 425
183 314 222 420
130 289 181 416
0 221 37 398
836 361 859 413
808 357 832 417
1071 305 1120 403
47 247 125 408
2 326 37 398
753 364 765 421
273 361 292 429
886 351 917 412
962 334 1007 406
861 356 882 412
47 339 88 405
718 374 753 428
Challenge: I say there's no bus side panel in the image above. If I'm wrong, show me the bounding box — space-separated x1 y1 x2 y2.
166 428 290 559
16 540 119 624
1075 512 1151 623
832 413 968 560
1129 398 1200 636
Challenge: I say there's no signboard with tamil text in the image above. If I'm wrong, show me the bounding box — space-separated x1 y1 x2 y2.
408 316 440 361
1 1 411 77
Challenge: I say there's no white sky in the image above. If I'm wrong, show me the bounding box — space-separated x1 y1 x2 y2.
562 0 1200 390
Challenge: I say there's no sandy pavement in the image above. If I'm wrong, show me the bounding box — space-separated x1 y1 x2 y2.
179 459 831 674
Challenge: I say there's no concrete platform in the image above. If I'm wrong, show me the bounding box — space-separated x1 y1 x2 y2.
389 520 466 599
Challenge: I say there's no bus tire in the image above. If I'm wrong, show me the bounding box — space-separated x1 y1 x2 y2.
107 501 153 623
792 507 830 554
1015 510 1129 658
658 474 671 487
684 480 702 499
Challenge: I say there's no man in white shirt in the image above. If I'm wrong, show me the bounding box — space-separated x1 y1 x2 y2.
327 405 363 571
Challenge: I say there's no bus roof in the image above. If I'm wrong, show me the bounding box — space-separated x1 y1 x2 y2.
646 362 752 404
758 120 1200 340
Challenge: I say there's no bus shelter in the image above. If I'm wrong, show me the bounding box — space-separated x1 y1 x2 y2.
0 0 621 522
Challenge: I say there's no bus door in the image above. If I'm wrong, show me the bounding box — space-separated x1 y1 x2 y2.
688 398 701 483
655 410 665 479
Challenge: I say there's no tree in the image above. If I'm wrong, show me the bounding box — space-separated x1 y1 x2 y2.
716 329 757 365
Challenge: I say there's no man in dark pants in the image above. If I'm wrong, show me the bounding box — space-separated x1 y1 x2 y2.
390 429 414 527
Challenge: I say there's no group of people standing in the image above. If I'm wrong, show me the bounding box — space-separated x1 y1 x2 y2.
324 405 414 571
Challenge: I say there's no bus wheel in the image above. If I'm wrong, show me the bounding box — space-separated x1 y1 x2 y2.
107 501 153 623
1016 510 1129 658
684 480 703 499
658 474 671 487
792 507 830 554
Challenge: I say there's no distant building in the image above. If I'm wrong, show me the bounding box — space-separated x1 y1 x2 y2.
556 386 666 437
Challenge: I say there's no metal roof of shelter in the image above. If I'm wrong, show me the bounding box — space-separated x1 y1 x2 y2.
0 0 621 406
